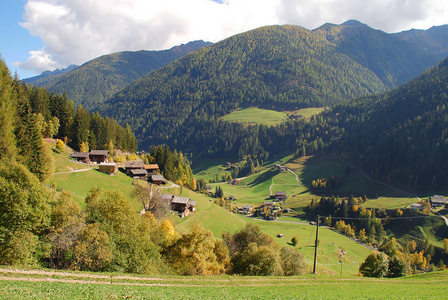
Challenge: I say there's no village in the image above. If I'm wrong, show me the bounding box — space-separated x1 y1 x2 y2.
70 149 197 218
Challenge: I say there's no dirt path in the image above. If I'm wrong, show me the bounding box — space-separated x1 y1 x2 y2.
53 168 93 175
269 168 302 196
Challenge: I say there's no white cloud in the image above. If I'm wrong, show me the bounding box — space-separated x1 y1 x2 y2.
16 0 448 74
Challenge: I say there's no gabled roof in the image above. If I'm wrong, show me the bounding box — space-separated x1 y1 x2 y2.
125 160 145 168
171 196 191 205
430 195 447 204
90 150 109 156
130 169 147 175
189 200 197 207
70 152 90 158
99 162 117 167
275 192 287 196
150 174 166 182
144 164 160 170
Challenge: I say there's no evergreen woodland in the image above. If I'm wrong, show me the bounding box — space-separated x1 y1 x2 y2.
29 41 211 110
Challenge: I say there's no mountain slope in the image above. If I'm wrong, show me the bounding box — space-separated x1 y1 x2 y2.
24 65 79 85
329 57 448 192
393 24 448 60
314 20 440 87
32 40 211 109
101 25 392 148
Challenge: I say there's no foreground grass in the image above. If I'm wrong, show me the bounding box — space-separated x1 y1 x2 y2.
1 267 447 299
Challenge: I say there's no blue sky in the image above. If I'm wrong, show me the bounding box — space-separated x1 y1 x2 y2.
2 0 448 80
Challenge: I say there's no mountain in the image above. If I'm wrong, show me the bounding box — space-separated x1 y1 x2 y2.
24 65 79 85
31 40 212 110
327 57 448 192
393 25 448 60
100 23 439 149
313 20 440 87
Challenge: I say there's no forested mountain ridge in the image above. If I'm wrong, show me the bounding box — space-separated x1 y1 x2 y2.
24 65 79 85
29 40 212 110
393 24 448 60
327 57 448 192
100 23 440 150
314 20 440 87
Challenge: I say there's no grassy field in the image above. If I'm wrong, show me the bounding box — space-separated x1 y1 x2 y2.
221 107 326 126
1 267 448 299
221 107 288 126
193 154 418 216
51 169 140 210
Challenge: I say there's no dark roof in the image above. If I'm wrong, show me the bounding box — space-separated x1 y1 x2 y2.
125 160 145 168
130 169 147 175
171 196 191 205
90 150 109 156
70 152 90 158
430 195 447 204
150 175 166 182
275 192 287 196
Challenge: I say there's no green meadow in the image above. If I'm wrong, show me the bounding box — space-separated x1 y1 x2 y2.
221 107 326 126
1 268 448 299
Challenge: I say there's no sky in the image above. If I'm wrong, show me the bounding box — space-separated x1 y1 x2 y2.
1 0 448 79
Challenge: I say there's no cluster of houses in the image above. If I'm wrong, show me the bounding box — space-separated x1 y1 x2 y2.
235 191 290 220
70 151 168 184
142 193 197 218
411 195 447 211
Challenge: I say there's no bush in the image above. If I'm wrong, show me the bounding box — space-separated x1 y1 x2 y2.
359 251 389 278
291 236 298 247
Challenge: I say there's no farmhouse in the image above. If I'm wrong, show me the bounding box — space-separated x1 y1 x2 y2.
70 152 90 163
275 164 287 172
90 150 109 163
160 195 197 217
411 203 423 211
274 191 288 202
98 162 118 175
242 205 253 213
430 195 447 208
149 174 167 185
124 160 145 175
144 164 160 173
130 169 148 179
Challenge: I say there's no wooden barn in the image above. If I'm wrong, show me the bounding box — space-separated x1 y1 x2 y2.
90 150 109 163
124 160 145 175
70 152 90 163
98 162 118 175
171 196 197 217
149 174 167 185
144 164 160 173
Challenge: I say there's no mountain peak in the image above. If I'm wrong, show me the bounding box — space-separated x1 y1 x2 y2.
341 20 364 26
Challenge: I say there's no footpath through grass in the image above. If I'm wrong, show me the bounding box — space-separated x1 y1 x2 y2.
1 267 448 299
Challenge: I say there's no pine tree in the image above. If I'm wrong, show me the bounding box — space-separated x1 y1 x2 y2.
0 59 17 161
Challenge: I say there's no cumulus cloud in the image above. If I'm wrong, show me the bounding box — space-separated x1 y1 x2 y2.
15 0 448 74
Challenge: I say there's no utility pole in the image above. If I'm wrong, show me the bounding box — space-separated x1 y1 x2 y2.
313 215 319 274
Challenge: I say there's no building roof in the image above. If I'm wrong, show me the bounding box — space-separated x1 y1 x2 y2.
190 200 197 207
99 162 117 167
171 196 191 205
144 164 160 170
242 205 252 209
430 195 447 204
275 192 287 196
150 174 166 182
70 152 90 158
130 169 147 175
125 160 145 169
90 150 109 156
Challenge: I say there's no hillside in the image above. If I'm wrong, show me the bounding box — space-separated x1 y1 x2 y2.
100 22 439 151
393 24 448 60
23 65 79 85
327 57 448 192
314 20 440 87
30 40 212 109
